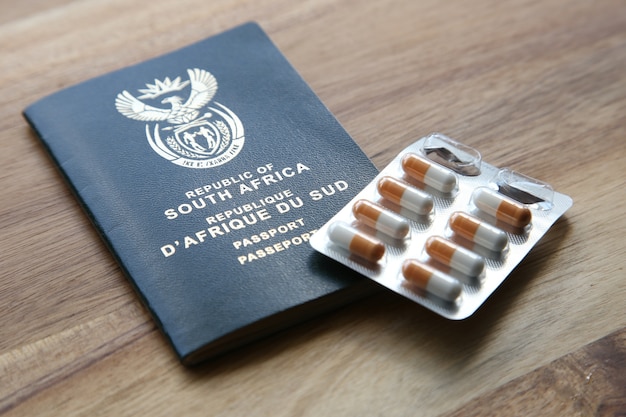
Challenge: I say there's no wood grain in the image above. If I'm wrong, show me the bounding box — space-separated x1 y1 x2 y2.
1 0 625 415
444 329 626 417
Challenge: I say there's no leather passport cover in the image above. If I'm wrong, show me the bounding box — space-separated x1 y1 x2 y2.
24 22 378 365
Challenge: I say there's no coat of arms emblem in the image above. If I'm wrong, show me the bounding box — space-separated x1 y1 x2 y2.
115 68 244 168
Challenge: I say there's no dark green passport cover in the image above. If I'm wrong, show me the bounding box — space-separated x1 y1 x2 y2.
23 22 377 365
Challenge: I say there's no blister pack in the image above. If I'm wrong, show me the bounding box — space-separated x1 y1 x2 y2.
310 133 573 319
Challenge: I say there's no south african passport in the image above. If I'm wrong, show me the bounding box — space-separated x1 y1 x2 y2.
24 22 378 365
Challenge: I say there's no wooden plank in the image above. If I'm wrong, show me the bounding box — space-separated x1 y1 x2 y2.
444 329 626 416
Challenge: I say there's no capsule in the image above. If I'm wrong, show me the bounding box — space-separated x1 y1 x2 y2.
377 176 434 215
448 211 508 252
402 260 462 301
401 153 458 193
352 199 410 239
328 221 385 262
472 187 532 229
425 236 485 277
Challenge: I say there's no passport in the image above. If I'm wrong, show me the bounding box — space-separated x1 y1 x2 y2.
24 22 378 365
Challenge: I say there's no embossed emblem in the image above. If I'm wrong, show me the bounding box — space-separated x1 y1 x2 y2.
115 68 244 168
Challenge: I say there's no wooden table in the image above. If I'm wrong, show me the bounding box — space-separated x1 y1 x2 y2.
1 0 625 415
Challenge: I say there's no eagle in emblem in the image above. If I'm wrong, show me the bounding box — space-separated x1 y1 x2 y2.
115 68 217 125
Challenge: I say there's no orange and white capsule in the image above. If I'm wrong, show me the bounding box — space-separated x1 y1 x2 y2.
402 260 462 301
449 211 508 252
401 153 458 193
328 221 385 263
352 199 410 239
472 187 532 229
377 176 434 215
425 236 485 277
